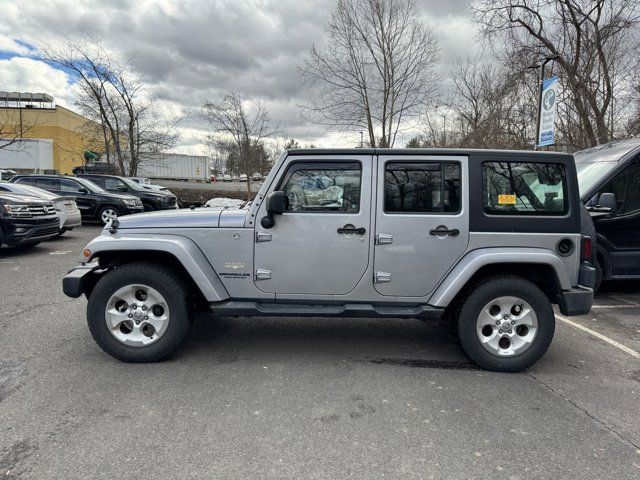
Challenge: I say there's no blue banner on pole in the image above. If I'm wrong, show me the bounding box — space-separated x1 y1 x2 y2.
538 76 559 147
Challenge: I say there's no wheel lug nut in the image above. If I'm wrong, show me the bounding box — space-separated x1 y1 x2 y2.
495 320 501 325
128 314 133 318
144 316 148 320
511 320 516 325
503 315 509 320
131 305 137 310
508 329 512 334
142 306 147 311
499 329 503 333
135 320 140 325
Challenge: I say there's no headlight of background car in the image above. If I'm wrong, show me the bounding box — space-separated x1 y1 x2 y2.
123 199 138 207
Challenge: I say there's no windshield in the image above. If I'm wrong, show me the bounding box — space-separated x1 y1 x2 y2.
575 162 619 196
75 177 105 193
122 177 147 191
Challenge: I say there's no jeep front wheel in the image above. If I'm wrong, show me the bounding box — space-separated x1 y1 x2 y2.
457 276 555 372
87 262 191 362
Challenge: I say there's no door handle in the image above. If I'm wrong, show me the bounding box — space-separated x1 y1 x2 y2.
337 224 366 235
429 225 460 237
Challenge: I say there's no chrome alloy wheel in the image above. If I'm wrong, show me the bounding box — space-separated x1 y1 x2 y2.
105 284 170 346
101 208 118 224
476 296 538 357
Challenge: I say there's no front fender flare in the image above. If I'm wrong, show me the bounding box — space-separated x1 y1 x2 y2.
428 248 571 307
84 233 229 302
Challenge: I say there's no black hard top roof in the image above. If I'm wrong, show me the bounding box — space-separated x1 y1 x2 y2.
286 147 572 158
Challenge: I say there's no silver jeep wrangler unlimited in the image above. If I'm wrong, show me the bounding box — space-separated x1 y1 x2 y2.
63 149 595 371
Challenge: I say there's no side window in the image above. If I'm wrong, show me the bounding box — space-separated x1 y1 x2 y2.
384 162 461 213
16 177 37 186
104 178 125 191
483 162 567 215
36 178 60 190
598 169 627 213
59 178 85 193
280 162 361 213
623 164 640 214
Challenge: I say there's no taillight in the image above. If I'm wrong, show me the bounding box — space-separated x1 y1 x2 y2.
581 236 592 262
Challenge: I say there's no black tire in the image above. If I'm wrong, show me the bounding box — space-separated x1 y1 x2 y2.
143 203 155 212
594 259 603 293
457 276 555 372
87 262 191 362
97 205 120 226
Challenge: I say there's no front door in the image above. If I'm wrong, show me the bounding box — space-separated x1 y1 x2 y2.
373 155 469 297
254 155 372 295
594 162 640 276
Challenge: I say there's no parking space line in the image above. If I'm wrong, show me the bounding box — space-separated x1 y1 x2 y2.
591 304 639 309
555 314 640 360
609 295 640 306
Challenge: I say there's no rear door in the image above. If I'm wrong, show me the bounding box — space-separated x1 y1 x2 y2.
373 155 469 297
59 178 94 216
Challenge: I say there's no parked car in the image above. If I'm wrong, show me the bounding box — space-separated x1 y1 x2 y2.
64 148 594 371
11 175 143 225
222 174 232 182
77 174 177 211
252 172 262 181
0 192 59 247
0 169 17 181
72 163 117 175
0 182 81 235
239 173 248 182
575 138 640 290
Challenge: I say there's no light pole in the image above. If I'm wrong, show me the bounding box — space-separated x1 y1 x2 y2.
529 55 560 149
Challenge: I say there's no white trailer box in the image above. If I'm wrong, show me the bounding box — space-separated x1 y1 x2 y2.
0 138 54 172
137 153 210 181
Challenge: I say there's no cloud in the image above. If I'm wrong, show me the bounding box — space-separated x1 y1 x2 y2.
0 56 75 106
0 0 476 152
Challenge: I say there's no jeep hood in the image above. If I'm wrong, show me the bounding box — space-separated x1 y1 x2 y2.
113 207 248 229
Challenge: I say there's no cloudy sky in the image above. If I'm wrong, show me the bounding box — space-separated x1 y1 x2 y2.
0 0 476 154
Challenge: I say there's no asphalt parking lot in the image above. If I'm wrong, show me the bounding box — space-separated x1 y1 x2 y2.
1 226 639 479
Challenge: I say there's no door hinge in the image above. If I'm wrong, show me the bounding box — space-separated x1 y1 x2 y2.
255 269 271 281
375 271 392 283
375 233 393 245
256 231 272 242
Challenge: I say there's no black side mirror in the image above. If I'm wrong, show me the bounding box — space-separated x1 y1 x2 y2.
598 192 617 212
116 185 127 192
261 191 287 229
78 187 89 194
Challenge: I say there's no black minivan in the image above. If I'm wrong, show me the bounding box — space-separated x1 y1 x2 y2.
11 175 144 225
575 138 640 289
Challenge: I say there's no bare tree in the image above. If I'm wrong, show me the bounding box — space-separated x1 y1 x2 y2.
300 0 440 148
202 92 281 197
0 109 39 151
40 36 178 175
473 0 640 149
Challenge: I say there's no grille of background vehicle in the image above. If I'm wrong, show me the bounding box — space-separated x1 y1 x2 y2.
11 204 57 217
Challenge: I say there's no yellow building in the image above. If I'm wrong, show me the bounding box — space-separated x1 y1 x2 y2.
0 92 102 174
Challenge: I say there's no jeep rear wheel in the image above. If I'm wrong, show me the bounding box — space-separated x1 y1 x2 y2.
457 276 555 372
87 262 191 362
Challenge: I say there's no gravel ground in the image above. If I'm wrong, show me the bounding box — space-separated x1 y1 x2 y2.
1 226 638 479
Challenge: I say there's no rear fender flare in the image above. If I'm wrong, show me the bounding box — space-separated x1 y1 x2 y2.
428 248 572 307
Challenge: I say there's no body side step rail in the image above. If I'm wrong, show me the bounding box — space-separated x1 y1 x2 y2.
208 301 444 319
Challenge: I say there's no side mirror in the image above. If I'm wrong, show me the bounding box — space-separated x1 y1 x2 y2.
598 192 617 212
78 187 89 194
116 185 127 192
261 191 287 229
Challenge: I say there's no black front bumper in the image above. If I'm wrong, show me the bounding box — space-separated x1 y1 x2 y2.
2 216 60 246
557 286 593 316
62 263 102 298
